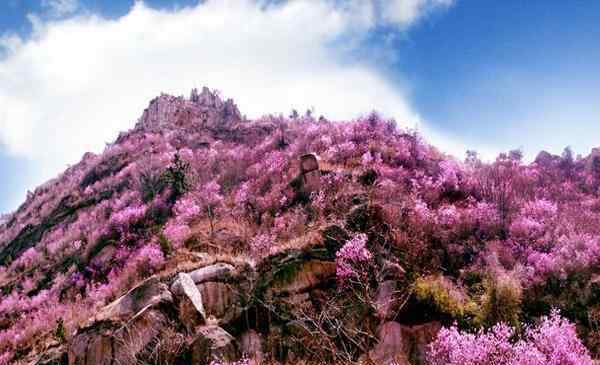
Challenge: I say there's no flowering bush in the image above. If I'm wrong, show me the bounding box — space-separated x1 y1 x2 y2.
11 247 42 271
428 310 594 365
249 234 274 258
335 233 372 287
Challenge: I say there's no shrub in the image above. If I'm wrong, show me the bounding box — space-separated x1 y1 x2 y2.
477 272 522 328
335 233 372 288
54 317 66 343
162 152 192 203
415 275 475 320
139 170 166 203
427 310 594 365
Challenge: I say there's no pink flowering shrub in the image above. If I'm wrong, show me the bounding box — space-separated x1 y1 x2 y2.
427 310 594 365
162 220 191 248
172 194 201 223
131 243 166 275
525 233 600 284
11 247 42 271
336 233 373 287
249 234 274 258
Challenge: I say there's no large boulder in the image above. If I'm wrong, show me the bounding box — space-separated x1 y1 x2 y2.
68 322 115 365
177 272 207 331
171 263 244 326
189 325 239 364
112 310 167 365
94 276 172 323
69 310 167 365
171 263 235 295
70 277 172 365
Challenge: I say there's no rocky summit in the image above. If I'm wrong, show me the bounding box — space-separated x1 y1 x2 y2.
0 88 598 365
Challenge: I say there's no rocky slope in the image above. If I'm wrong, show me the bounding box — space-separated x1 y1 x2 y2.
0 87 598 364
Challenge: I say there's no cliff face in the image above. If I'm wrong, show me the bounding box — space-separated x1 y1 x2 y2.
0 88 598 365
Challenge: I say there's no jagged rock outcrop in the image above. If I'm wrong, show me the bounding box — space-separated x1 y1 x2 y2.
69 309 167 365
136 87 242 131
197 281 243 325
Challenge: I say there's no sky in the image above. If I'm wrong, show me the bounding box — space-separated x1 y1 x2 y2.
0 0 599 213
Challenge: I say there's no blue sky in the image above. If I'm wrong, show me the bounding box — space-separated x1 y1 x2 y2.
1 0 599 213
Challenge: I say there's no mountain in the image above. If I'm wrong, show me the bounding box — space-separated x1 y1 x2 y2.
0 88 597 365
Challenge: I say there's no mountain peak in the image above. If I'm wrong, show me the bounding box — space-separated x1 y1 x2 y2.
135 87 242 131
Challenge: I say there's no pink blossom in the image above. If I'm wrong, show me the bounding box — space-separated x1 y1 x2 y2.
11 248 42 271
163 221 191 248
249 234 274 257
172 194 201 223
336 233 372 285
427 310 593 365
131 243 165 273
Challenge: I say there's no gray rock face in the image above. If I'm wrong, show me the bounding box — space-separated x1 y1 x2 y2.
190 325 239 364
197 281 242 325
179 272 207 319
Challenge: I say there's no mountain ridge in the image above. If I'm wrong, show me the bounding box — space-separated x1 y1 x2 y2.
0 88 598 365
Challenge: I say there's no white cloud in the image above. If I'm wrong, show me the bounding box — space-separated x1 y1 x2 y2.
0 0 456 206
41 0 79 17
379 0 453 28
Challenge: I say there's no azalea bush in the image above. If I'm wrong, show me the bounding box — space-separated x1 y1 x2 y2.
427 310 594 365
335 233 373 288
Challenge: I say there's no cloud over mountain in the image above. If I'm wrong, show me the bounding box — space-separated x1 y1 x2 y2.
0 0 453 207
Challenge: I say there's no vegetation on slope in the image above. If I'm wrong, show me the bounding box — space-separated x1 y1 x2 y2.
0 88 598 364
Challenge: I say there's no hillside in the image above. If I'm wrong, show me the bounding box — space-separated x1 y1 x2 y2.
0 87 598 365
